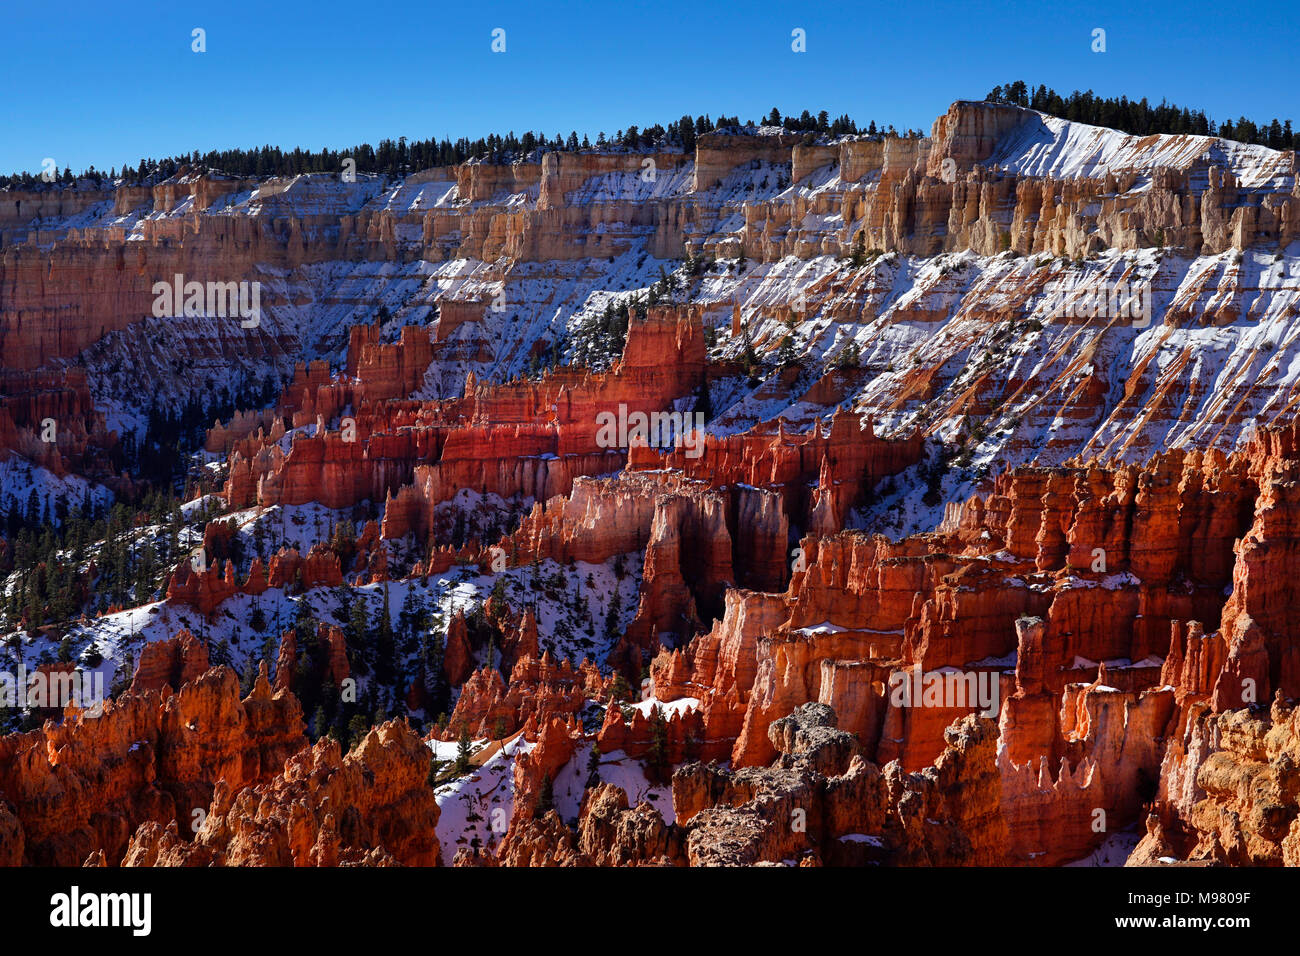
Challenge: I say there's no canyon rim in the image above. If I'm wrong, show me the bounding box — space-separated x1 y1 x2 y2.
1 0 1295 941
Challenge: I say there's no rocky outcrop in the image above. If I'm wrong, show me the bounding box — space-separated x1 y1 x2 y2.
577 783 682 866
123 719 440 866
673 707 1006 866
165 544 344 615
465 703 1005 867
0 664 304 865
1131 692 1300 866
508 715 580 830
129 629 210 694
0 367 119 478
440 652 601 741
625 424 1300 865
11 99 1300 871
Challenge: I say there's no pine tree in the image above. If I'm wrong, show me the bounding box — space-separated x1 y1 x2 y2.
609 673 632 703
347 713 370 750
455 725 473 774
423 629 448 716
372 583 395 685
833 339 861 369
776 333 800 368
646 705 670 784
535 773 554 817
604 590 623 642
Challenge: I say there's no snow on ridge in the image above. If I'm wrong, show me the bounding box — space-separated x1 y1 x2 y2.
989 112 1294 191
631 696 700 718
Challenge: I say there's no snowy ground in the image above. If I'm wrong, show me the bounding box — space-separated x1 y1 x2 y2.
0 457 113 525
2 542 642 725
1063 827 1142 867
431 735 676 864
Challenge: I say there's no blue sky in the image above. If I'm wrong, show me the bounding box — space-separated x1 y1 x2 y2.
4 0 1296 176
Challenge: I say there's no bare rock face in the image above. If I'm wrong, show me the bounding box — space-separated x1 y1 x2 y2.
463 703 1005 868
123 719 440 867
436 639 604 743
129 629 210 694
1132 694 1300 866
669 756 831 867
0 664 304 865
767 702 862 777
53 420 1300 868
0 800 23 866
11 100 1300 870
886 715 1008 866
509 716 580 831
927 101 1031 180
577 783 682 866
477 809 581 867
471 782 684 868
216 303 709 531
635 408 922 555
623 423 1300 865
443 609 474 687
0 368 118 478
7 103 1289 404
672 707 1005 867
166 544 344 615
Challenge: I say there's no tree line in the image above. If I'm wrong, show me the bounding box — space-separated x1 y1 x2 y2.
9 87 1296 190
0 106 896 189
986 81 1299 150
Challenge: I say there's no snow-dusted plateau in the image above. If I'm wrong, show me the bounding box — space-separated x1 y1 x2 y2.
3 99 1300 867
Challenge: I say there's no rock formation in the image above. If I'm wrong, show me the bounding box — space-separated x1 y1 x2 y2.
7 98 1300 869
123 719 440 867
0 663 303 866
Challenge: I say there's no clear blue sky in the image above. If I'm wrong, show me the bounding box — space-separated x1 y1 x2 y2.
4 0 1296 176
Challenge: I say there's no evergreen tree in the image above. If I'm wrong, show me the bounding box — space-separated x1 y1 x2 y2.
833 339 861 369
423 629 448 716
374 583 395 686
776 332 801 368
609 673 633 703
454 725 473 774
311 704 328 740
535 773 554 817
983 81 1297 148
646 705 670 784
347 713 370 750
604 590 623 642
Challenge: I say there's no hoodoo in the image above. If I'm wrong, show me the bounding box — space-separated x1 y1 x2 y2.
3 75 1300 881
